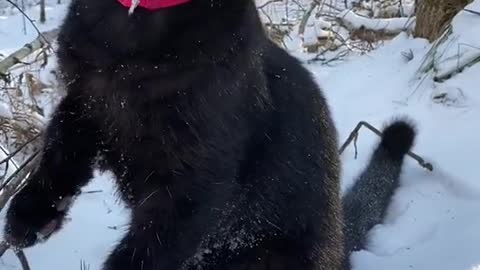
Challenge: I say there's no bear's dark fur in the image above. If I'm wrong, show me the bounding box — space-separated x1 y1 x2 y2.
4 1 344 269
4 0 419 268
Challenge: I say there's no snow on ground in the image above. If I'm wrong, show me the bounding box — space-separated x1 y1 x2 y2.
315 32 480 270
0 172 131 270
1 1 480 270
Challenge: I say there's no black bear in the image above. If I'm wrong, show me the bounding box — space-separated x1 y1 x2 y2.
2 0 416 269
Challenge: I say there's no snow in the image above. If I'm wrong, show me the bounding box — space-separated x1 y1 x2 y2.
0 102 13 119
302 16 334 46
339 9 415 33
0 171 130 270
1 1 480 270
315 30 480 269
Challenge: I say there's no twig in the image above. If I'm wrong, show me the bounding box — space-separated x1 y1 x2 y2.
83 189 103 194
0 142 18 180
0 133 41 167
339 121 364 154
0 241 31 270
463 8 480 16
80 260 91 270
4 0 52 47
14 249 31 270
21 0 27 35
339 121 434 171
353 128 359 159
0 151 40 212
308 48 350 65
0 150 39 192
256 0 283 10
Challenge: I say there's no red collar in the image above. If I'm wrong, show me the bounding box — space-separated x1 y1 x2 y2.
117 0 191 10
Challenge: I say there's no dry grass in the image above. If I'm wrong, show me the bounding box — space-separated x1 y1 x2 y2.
264 24 291 47
350 26 399 43
414 0 473 41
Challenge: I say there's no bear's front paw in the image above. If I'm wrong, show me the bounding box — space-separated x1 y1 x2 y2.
4 185 73 248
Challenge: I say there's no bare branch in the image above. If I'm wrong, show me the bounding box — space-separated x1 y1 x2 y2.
257 0 283 10
0 133 41 167
4 0 52 47
14 249 31 270
339 121 434 171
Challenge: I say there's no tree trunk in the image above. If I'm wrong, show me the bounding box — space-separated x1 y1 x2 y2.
414 0 472 41
40 0 46 23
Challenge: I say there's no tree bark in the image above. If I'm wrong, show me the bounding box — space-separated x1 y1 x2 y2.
414 0 472 41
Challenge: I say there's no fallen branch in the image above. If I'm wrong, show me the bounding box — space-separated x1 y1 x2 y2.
338 9 415 34
0 28 59 80
339 121 434 171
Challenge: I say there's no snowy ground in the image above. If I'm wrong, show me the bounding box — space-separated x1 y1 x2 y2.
1 1 480 270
